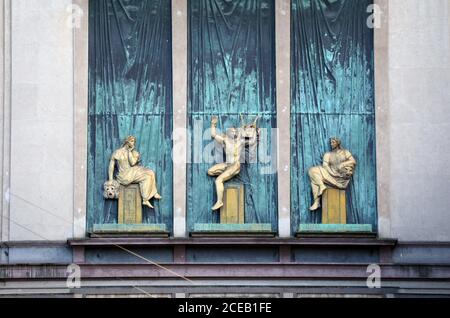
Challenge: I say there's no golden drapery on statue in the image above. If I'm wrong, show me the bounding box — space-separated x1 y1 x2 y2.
308 137 356 211
106 136 161 209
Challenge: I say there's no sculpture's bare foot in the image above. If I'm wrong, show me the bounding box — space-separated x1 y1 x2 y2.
143 200 154 209
154 193 162 200
309 199 321 211
212 201 224 211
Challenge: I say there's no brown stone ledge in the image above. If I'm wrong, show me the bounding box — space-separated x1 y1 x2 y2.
1 263 449 280
67 237 397 247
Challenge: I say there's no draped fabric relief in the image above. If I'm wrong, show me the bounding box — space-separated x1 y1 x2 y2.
88 0 173 232
291 0 377 231
187 0 278 231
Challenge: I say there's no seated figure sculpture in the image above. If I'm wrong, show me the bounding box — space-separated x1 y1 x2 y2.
107 135 161 209
208 116 260 211
308 137 356 211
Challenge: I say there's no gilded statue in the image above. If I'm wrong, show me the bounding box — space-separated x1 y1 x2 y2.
308 137 356 211
208 116 260 211
105 136 162 209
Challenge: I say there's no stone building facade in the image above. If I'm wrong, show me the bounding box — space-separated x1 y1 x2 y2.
1 0 450 297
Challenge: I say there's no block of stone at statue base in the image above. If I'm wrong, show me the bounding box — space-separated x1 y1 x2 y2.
118 184 143 224
220 183 245 224
322 188 347 224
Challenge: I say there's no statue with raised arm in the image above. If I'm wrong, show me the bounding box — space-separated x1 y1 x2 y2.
308 137 356 211
208 116 260 211
105 136 161 209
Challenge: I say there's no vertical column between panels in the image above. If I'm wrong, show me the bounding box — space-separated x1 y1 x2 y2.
1 0 11 242
0 0 4 241
172 0 188 238
374 0 391 238
73 0 89 238
276 0 291 238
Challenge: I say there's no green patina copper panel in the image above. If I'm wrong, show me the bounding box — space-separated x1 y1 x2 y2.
193 223 273 233
291 0 377 233
187 0 278 232
92 223 168 234
88 0 173 233
298 224 373 234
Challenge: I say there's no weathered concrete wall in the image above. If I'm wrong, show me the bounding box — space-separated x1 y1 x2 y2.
9 0 74 241
0 0 12 243
386 0 450 241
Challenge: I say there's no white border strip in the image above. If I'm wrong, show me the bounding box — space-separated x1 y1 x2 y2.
73 0 89 238
1 0 11 242
172 0 188 238
276 0 291 238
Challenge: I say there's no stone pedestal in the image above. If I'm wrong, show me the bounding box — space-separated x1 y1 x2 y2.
322 188 347 224
220 183 245 224
118 184 143 224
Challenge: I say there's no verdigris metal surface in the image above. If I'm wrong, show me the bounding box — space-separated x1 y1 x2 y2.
193 223 273 232
87 0 173 232
298 224 373 234
92 223 167 234
187 0 278 232
291 0 377 232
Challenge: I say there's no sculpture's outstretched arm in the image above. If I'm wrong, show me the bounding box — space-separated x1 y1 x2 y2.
246 128 260 146
211 116 225 145
108 157 116 181
341 152 356 168
128 150 140 167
